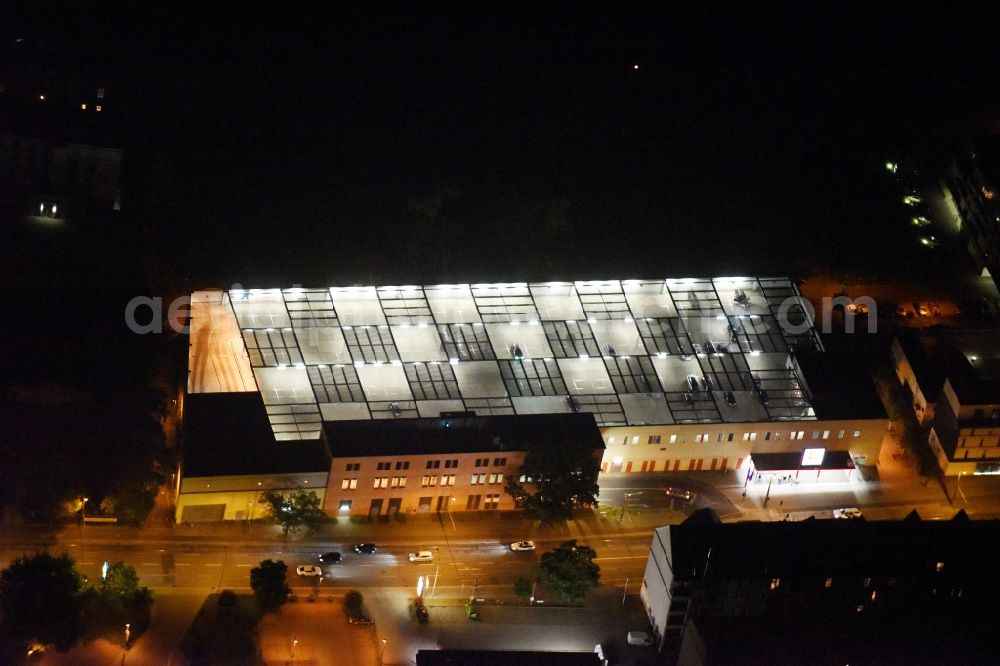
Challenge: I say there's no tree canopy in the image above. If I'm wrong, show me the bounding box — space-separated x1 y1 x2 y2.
0 552 83 651
504 439 600 522
261 488 329 536
249 559 290 612
537 540 600 605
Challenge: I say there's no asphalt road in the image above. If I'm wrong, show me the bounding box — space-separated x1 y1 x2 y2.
0 532 651 597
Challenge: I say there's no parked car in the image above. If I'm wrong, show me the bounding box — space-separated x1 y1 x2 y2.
686 374 700 392
664 487 695 502
408 550 434 562
348 615 374 625
296 565 323 577
510 540 536 551
318 552 342 564
354 543 377 554
833 507 863 520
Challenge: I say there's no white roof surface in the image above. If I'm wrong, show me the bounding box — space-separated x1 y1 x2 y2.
190 278 820 439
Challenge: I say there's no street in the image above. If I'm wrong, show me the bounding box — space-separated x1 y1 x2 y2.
8 448 1000 664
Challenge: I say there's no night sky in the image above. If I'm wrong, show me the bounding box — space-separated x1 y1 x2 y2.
3 6 1000 381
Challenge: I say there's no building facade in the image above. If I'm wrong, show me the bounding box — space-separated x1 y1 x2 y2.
179 278 888 519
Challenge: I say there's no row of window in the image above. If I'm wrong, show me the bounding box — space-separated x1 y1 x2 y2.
346 457 510 472
342 473 507 490
611 429 864 446
336 494 504 512
474 457 508 467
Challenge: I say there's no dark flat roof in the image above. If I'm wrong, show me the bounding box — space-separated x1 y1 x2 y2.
896 328 1000 405
324 413 605 458
661 511 1000 586
795 351 887 420
183 392 330 477
416 650 600 666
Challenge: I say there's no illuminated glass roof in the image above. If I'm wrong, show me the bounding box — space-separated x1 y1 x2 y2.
189 278 821 439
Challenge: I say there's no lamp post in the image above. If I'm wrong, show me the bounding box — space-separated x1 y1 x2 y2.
286 636 298 665
957 471 969 504
378 639 387 666
618 492 634 526
79 497 89 564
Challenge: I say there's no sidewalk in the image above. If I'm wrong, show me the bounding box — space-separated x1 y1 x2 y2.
0 508 664 550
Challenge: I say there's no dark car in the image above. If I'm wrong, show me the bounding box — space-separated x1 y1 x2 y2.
318 552 342 564
354 543 377 554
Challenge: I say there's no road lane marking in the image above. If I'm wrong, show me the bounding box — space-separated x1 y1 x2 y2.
235 564 252 568
205 563 222 567
594 556 646 561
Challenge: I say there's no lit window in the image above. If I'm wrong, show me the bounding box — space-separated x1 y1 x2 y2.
81 103 87 110
743 433 751 441
825 577 833 588
822 430 830 439
936 562 944 572
853 430 862 438
769 578 781 590
811 431 820 440
857 605 864 613
339 500 352 511
341 478 357 490
631 436 639 444
837 430 845 439
607 437 615 444
95 105 102 112
669 434 677 444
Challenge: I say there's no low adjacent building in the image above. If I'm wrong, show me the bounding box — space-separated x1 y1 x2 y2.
892 328 1000 475
641 509 1000 664
175 392 330 522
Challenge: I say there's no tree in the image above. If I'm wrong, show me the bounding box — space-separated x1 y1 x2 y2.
513 577 533 601
344 590 364 618
0 552 83 651
537 540 600 605
250 559 289 612
261 488 329 536
80 562 154 645
505 440 601 522
103 561 140 596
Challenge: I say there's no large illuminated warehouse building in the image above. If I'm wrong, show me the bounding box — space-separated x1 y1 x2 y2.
177 278 888 522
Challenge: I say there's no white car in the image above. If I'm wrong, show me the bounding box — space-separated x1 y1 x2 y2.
408 550 433 562
833 507 863 520
296 565 323 576
510 540 536 551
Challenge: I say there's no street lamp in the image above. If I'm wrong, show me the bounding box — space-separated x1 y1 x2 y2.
957 471 969 504
378 639 387 666
79 497 89 564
